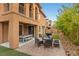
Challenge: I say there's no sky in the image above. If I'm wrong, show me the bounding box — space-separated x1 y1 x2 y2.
41 3 73 21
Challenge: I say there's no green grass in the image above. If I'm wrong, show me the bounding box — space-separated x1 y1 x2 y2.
52 34 60 40
0 46 31 56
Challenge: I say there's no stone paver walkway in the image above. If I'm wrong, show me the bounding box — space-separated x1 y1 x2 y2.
16 39 66 56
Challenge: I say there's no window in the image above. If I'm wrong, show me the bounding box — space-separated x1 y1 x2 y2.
4 3 10 11
19 24 24 36
29 3 33 18
35 7 38 20
19 3 25 14
28 26 34 36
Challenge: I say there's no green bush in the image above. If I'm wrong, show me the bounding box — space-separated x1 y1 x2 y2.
55 4 79 45
53 34 59 39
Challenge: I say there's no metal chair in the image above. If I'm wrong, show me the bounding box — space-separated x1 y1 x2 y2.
35 38 43 47
44 39 52 48
53 40 60 47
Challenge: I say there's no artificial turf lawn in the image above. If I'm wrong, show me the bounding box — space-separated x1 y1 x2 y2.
0 46 31 56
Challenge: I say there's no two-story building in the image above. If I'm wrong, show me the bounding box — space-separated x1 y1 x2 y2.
0 3 47 48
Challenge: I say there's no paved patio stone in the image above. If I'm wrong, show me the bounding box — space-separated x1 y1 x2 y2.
16 39 66 56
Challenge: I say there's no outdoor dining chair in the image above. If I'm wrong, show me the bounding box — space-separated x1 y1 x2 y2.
53 40 60 47
35 38 43 47
44 39 52 48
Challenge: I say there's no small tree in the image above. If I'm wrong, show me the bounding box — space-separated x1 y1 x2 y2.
55 4 79 45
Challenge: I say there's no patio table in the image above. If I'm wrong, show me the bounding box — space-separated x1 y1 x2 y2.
43 37 51 41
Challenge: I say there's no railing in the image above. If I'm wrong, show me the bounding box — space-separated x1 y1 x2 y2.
19 34 33 43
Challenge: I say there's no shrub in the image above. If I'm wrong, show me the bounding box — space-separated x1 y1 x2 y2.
53 34 59 39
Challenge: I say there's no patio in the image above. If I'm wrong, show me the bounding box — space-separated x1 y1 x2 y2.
16 39 66 56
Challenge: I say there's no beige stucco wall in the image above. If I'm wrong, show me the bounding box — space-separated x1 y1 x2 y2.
0 22 8 43
0 23 3 43
2 22 8 43
38 12 46 36
8 13 19 48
